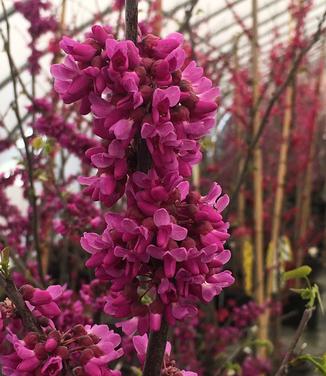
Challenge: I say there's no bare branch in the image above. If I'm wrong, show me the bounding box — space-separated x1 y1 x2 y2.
275 308 314 376
0 0 45 285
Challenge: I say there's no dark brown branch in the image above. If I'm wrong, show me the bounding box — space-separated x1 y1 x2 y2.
125 0 152 173
125 2 166 375
178 0 199 33
125 0 138 43
0 274 41 333
275 308 314 376
143 318 169 376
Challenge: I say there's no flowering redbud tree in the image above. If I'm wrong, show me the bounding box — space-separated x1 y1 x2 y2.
0 1 234 375
51 0 234 373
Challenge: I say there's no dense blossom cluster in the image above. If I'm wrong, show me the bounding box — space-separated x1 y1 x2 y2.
0 284 123 376
29 98 98 163
51 26 220 206
15 0 58 74
82 178 233 331
0 0 322 374
51 25 234 333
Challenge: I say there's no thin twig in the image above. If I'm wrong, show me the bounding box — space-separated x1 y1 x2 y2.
0 273 41 333
178 0 198 32
275 308 314 376
0 0 45 286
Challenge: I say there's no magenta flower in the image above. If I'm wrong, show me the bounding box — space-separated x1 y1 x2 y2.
50 56 93 105
41 356 62 376
147 245 187 278
52 24 234 334
60 36 97 62
106 39 140 72
153 208 187 248
152 87 180 124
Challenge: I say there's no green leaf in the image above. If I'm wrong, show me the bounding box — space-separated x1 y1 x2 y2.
249 339 274 354
31 136 44 150
283 265 312 281
290 284 323 311
295 354 326 375
0 246 10 276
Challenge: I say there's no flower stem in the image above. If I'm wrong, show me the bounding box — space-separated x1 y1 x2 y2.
143 318 169 376
0 274 41 333
125 0 138 43
125 2 168 374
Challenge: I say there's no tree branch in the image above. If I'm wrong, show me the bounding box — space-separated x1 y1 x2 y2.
0 274 41 333
125 2 167 375
143 318 169 376
0 0 45 286
275 308 314 376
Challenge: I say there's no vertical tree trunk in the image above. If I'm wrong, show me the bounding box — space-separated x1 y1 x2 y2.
251 0 267 349
266 85 293 298
296 46 324 268
233 36 249 284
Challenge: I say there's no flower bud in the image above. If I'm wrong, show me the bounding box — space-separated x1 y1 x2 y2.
45 338 58 352
77 335 94 346
198 221 214 235
89 334 100 345
20 284 35 300
80 348 94 365
141 57 154 71
90 345 103 357
34 343 47 360
181 237 196 249
30 289 52 305
48 330 61 342
171 105 190 122
140 85 154 104
72 324 87 336
23 332 39 349
56 346 69 359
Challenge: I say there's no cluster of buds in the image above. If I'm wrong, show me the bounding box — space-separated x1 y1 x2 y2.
0 285 123 375
0 324 122 376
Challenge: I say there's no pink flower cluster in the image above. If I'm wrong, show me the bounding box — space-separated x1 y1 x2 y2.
15 0 58 74
30 98 98 163
81 177 233 331
0 285 123 376
51 26 219 206
52 25 233 332
232 300 265 328
0 172 28 255
1 325 122 376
